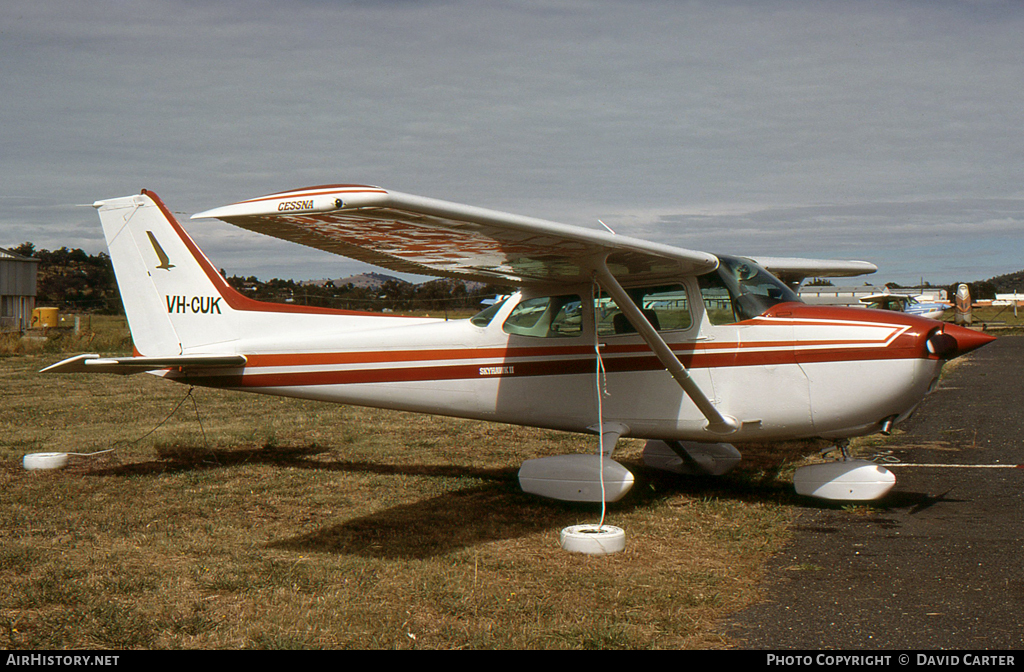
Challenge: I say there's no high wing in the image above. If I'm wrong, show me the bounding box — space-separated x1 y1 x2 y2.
192 185 720 286
747 256 877 287
193 184 877 288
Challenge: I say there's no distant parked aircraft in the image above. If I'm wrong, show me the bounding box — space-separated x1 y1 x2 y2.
859 291 952 320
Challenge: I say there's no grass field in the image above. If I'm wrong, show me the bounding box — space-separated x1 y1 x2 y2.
0 310 1002 649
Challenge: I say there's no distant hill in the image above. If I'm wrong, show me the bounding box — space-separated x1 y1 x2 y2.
938 267 1024 304
985 268 1024 293
302 272 408 289
302 272 489 293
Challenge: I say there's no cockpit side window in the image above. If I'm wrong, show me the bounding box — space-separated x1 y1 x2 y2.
697 272 738 325
504 287 693 338
597 284 692 336
698 255 801 324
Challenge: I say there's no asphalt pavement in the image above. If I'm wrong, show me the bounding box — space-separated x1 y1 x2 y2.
726 334 1024 650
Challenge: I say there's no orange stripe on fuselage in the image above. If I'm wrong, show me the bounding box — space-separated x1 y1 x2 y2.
172 335 926 389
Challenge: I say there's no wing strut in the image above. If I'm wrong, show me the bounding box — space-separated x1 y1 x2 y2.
593 261 739 435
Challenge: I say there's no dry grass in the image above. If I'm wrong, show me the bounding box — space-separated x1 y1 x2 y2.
0 356 815 649
0 315 132 358
0 316 837 649
2 309 1001 648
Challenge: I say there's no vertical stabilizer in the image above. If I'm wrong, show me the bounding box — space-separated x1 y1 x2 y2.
95 192 239 356
954 283 972 325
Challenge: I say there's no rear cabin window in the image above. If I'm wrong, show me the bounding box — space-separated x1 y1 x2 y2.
502 295 583 338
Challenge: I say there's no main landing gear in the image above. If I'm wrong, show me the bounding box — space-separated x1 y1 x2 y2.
518 436 896 503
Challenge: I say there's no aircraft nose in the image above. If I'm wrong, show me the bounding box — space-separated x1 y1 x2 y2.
926 323 997 359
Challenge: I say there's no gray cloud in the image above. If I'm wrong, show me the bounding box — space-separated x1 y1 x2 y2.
2 0 1022 285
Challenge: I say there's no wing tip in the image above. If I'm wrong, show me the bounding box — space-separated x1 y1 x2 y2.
191 184 389 220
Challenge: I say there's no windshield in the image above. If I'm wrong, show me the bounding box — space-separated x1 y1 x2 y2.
469 296 510 327
698 255 801 322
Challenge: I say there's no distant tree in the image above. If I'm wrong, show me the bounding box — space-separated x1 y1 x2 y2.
27 244 121 313
16 241 509 315
946 281 996 303
11 242 35 257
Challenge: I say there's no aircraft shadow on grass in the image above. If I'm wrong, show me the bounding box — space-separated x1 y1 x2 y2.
268 465 945 560
79 443 858 560
80 442 969 560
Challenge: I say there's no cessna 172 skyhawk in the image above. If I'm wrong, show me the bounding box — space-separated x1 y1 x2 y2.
44 185 995 502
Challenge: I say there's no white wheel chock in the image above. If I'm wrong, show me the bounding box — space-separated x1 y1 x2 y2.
23 452 70 471
559 524 626 555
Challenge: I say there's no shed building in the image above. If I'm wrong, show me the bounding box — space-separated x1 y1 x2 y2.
0 247 39 332
799 285 947 306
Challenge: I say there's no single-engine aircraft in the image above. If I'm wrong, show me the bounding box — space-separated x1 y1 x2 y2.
859 291 952 320
44 185 995 502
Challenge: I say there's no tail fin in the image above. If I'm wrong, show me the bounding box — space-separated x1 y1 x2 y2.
954 283 972 325
96 191 242 355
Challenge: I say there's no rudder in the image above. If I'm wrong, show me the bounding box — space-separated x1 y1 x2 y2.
95 191 240 356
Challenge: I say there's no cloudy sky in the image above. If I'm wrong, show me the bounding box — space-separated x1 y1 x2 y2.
2 0 1022 287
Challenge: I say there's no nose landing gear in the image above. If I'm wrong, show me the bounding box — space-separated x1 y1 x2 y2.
794 439 896 501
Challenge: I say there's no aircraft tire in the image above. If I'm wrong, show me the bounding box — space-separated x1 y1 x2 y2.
559 524 626 555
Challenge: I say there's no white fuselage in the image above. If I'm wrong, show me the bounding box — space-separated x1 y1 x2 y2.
87 191 980 447
164 282 947 444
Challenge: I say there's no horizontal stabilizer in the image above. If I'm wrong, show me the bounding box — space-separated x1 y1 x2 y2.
42 353 247 375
